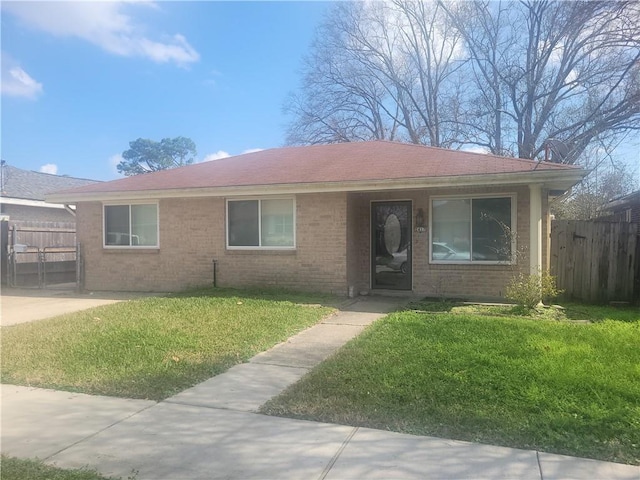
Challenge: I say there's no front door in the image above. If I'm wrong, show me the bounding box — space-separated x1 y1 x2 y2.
371 201 412 290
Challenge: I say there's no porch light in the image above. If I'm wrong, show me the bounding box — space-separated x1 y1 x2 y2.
415 208 426 233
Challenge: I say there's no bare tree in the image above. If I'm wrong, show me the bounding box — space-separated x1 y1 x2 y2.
285 3 397 145
287 1 640 166
439 1 515 155
442 0 640 163
285 1 465 147
390 0 467 146
552 164 637 220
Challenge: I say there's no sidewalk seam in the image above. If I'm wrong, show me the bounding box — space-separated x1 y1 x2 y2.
247 361 310 370
161 399 264 413
43 403 156 462
536 451 545 480
318 426 358 480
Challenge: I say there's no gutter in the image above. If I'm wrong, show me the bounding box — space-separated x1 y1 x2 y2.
0 197 67 209
63 204 76 216
46 169 588 204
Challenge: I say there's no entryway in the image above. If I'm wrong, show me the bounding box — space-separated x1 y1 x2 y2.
371 201 412 290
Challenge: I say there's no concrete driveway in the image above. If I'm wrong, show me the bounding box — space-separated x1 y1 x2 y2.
0 287 151 326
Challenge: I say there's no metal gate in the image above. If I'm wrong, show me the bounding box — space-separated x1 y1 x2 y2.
3 222 81 290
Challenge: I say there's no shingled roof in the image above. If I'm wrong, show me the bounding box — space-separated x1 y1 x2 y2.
1 165 99 201
48 141 586 201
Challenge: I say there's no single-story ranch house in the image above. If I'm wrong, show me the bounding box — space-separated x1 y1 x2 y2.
48 141 587 299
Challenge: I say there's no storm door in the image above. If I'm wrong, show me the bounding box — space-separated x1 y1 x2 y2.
371 201 412 290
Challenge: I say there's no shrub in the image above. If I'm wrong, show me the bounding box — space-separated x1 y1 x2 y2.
506 270 562 309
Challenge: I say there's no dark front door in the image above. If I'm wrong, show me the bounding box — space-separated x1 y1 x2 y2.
371 201 412 290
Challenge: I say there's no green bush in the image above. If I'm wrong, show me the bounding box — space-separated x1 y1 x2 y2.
506 270 562 308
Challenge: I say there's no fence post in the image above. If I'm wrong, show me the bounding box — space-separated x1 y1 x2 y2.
76 243 82 292
38 249 44 289
76 243 79 292
9 225 15 286
42 248 47 288
8 250 15 287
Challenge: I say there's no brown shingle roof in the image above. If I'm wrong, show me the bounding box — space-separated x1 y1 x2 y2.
53 141 581 197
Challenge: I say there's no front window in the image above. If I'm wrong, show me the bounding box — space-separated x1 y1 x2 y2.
430 196 513 263
104 203 158 247
227 198 295 248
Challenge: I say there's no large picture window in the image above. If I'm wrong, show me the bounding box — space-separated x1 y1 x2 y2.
227 198 295 248
104 203 158 247
430 195 513 263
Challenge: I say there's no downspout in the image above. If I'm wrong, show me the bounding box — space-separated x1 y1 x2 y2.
64 204 76 216
529 184 543 275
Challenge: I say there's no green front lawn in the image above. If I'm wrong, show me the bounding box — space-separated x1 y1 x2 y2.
1 288 335 401
261 302 640 464
0 456 113 480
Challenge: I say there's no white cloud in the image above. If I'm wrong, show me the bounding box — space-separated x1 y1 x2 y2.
461 146 490 154
1 53 43 99
203 69 223 88
202 151 230 162
39 163 58 175
109 154 124 175
3 2 199 67
201 148 264 163
137 34 198 65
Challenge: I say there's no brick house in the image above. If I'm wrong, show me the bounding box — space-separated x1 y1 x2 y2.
47 141 586 299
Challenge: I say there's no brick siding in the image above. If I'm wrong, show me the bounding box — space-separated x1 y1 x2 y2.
77 185 548 300
77 193 347 294
346 185 540 300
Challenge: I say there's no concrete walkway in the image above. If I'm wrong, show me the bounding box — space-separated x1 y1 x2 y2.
2 297 638 479
0 287 147 326
165 297 399 413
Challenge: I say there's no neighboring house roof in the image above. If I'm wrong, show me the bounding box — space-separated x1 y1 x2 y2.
607 190 640 211
47 141 587 202
606 189 640 222
1 165 99 202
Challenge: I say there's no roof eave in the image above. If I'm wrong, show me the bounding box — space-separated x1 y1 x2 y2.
607 190 640 209
46 169 587 203
0 196 68 209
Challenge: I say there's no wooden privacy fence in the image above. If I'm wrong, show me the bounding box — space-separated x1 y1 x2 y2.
7 220 76 253
550 220 639 304
1 220 79 288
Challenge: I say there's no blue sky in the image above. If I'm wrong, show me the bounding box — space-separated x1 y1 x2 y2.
1 1 331 180
1 1 638 184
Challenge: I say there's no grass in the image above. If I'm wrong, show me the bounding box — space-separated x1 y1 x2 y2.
261 300 640 465
405 298 640 323
0 455 114 480
1 287 335 401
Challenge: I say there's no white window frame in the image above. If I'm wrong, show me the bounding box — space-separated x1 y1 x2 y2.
226 197 296 250
429 193 516 265
103 201 159 249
